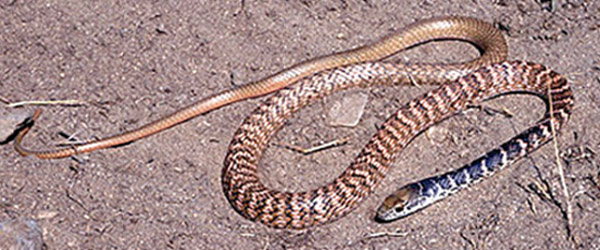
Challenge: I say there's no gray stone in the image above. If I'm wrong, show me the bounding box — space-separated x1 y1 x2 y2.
328 92 368 127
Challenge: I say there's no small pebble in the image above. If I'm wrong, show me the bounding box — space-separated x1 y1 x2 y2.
328 92 368 127
0 218 44 250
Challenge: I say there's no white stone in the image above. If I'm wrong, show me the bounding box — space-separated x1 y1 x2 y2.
327 92 368 127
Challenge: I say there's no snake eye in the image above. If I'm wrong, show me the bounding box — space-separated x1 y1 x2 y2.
394 205 404 213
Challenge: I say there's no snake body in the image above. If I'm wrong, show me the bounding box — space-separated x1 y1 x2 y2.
223 61 573 229
13 17 574 229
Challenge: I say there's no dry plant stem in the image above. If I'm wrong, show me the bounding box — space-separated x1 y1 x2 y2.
547 81 574 239
364 230 408 239
7 99 87 108
278 137 350 155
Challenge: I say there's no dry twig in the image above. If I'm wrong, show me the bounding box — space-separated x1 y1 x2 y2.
363 229 408 240
277 136 350 155
547 79 573 241
6 99 86 108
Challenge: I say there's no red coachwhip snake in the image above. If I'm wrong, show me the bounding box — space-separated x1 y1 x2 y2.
13 17 574 229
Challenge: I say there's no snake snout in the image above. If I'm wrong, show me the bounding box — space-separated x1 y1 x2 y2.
375 184 419 222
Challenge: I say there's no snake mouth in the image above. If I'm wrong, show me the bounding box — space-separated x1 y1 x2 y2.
374 204 401 223
374 213 395 223
374 184 420 222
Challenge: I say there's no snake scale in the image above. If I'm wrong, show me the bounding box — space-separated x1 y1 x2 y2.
14 17 573 229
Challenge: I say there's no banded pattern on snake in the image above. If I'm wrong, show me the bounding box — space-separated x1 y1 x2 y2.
223 61 573 229
12 17 574 229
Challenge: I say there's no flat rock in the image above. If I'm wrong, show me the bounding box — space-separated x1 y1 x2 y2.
327 92 368 127
0 108 32 144
0 218 44 250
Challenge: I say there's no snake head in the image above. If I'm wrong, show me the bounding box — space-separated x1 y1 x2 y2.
375 183 424 222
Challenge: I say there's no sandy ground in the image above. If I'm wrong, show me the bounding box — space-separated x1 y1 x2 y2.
1 0 599 249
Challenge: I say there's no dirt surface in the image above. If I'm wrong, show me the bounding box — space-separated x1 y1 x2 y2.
1 0 599 249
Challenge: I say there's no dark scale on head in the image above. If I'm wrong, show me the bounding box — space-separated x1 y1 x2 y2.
466 160 484 180
450 169 468 185
485 149 504 171
419 178 438 197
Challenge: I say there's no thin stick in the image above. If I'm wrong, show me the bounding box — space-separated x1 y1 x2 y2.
547 80 573 239
6 99 87 108
278 136 350 155
363 229 408 240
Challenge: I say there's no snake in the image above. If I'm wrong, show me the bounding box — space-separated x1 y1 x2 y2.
12 17 574 229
